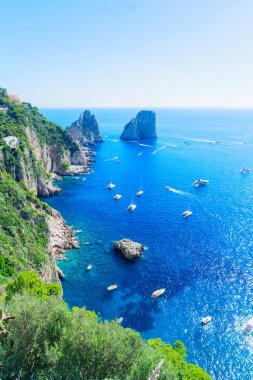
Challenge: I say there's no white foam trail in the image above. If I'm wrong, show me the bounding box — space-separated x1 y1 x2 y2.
166 143 178 148
228 141 245 145
166 187 199 199
157 145 168 151
107 139 119 143
138 152 144 156
104 156 119 161
183 138 217 143
138 143 152 147
151 150 158 155
126 140 138 143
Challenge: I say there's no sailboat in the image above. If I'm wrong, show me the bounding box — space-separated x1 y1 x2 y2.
107 177 116 189
136 182 144 196
127 196 137 211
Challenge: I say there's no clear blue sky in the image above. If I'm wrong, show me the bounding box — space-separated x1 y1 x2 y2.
1 0 253 107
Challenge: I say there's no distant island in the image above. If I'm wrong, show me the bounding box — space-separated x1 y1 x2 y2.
120 110 157 140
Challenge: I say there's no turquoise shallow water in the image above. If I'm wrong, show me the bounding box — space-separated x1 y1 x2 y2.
42 108 253 380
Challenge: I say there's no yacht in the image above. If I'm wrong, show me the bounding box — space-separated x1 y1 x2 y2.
201 316 212 325
116 317 123 324
128 203 137 211
136 190 144 196
86 264 92 271
107 182 116 189
242 317 253 334
107 284 118 291
192 179 209 188
240 168 250 174
182 210 192 218
114 194 122 200
151 288 166 299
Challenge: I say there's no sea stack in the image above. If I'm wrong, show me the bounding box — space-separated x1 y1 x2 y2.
67 110 103 146
113 239 144 261
120 110 157 140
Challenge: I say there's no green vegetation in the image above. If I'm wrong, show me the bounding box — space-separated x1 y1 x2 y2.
0 87 212 379
0 292 211 380
0 172 50 284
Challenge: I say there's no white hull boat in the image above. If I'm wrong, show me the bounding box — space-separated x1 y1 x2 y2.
86 264 92 271
107 182 116 189
136 190 144 196
114 194 122 200
242 317 253 334
240 168 250 174
107 284 118 291
128 203 137 211
201 316 212 325
151 288 166 299
192 179 209 187
182 210 192 218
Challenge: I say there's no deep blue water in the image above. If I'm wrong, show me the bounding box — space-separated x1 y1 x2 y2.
41 108 253 380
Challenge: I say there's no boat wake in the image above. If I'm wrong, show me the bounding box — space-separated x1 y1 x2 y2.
166 187 199 199
104 156 119 161
138 143 152 147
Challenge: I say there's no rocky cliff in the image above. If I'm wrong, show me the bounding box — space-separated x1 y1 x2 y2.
120 110 157 140
67 110 103 146
0 89 95 197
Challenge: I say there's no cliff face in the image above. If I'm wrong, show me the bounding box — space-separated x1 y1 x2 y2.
0 92 94 197
120 110 157 140
67 110 103 146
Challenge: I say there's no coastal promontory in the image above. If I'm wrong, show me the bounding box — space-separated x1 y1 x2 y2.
114 239 144 261
120 110 157 140
67 110 103 146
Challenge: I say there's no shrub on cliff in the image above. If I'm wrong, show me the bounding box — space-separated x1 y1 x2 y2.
0 293 211 380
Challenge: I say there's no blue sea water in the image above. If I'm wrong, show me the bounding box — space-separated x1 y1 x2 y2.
41 108 253 380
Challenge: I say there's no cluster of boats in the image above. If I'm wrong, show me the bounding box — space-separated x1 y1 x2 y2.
107 181 143 211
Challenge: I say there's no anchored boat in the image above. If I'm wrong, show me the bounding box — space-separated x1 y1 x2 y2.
182 210 192 218
192 179 209 188
201 316 212 325
151 288 166 299
114 194 122 200
107 284 118 291
107 182 116 189
86 264 92 271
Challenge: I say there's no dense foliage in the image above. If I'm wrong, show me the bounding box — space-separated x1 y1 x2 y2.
0 293 211 380
0 173 50 284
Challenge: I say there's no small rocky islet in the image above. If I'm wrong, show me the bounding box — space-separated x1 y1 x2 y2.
113 238 144 261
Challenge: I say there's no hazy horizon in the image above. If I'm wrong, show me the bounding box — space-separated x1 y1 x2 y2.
1 0 253 108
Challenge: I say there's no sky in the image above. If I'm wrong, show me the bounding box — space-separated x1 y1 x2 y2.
1 0 253 108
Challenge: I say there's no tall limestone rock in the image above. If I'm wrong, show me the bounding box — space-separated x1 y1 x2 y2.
120 110 157 140
67 110 103 146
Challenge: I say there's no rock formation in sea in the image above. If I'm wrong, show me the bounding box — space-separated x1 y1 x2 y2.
67 110 103 146
120 110 157 140
113 239 144 261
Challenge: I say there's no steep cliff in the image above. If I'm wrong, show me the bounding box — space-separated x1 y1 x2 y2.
0 88 92 196
120 110 157 140
67 110 103 146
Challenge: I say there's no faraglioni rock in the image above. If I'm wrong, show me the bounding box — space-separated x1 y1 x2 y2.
67 110 103 146
120 110 157 140
113 239 144 261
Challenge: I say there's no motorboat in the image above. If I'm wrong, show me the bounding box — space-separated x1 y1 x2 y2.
182 210 192 218
240 168 250 174
86 264 92 271
166 186 173 191
243 317 253 334
107 284 118 291
116 317 123 324
201 316 212 325
151 288 166 299
128 203 137 211
114 194 122 200
107 182 116 189
136 190 144 196
192 179 209 188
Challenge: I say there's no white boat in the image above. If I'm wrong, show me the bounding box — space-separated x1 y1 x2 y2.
201 316 212 325
182 210 192 218
242 317 253 334
114 194 122 200
240 168 250 174
136 190 144 196
166 186 173 191
151 288 166 299
138 152 143 156
107 182 116 189
86 264 92 271
107 284 118 291
192 179 209 188
128 203 137 211
116 317 123 324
